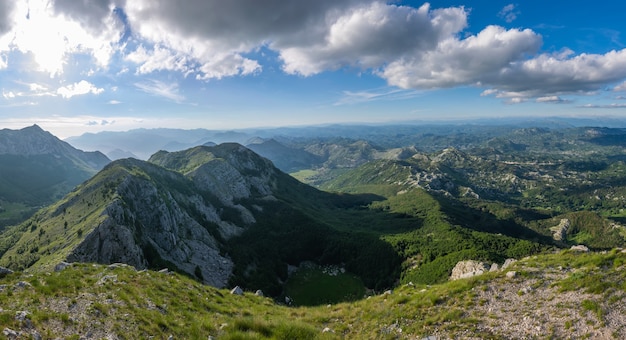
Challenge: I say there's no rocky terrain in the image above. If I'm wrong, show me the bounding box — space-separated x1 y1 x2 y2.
1 124 626 338
1 249 625 338
0 144 290 287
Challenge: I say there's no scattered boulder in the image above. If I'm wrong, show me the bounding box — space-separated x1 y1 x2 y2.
14 281 31 289
254 290 264 297
383 289 393 295
15 311 32 329
502 259 517 270
108 263 131 270
54 262 72 272
322 327 334 333
230 286 243 295
15 311 29 322
0 266 13 277
490 263 499 272
450 260 490 280
3 328 18 338
570 245 590 252
506 271 517 279
97 275 118 285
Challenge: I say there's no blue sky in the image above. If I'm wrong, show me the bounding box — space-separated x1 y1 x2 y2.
0 0 625 138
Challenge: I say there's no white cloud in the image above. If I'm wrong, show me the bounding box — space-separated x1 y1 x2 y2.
489 49 626 97
126 44 190 75
506 97 526 104
2 0 124 77
29 83 48 92
614 81 626 92
0 0 624 105
381 25 542 89
134 79 184 102
2 82 55 98
498 4 519 23
57 80 104 99
536 96 570 104
108 100 122 104
279 3 467 76
196 53 260 80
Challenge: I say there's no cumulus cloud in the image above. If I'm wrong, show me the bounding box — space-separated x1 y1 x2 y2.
52 0 124 34
279 3 467 75
1 0 625 105
57 80 104 99
2 0 125 76
0 1 15 35
482 49 626 98
118 1 626 102
381 25 542 89
122 0 343 79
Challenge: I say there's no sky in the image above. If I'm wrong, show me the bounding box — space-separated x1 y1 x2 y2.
1 0 626 138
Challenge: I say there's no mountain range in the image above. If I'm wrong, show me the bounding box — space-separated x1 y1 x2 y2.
0 141 401 296
0 125 109 228
2 122 626 337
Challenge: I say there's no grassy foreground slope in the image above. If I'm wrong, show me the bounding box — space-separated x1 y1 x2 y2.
1 249 626 338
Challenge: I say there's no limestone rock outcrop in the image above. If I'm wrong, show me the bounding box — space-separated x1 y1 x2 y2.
450 260 490 280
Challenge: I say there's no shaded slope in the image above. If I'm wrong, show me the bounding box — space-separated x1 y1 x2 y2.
0 125 110 228
246 138 322 172
0 144 401 296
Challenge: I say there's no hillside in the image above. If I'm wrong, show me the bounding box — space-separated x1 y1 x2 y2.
1 249 625 338
2 124 626 337
0 144 401 298
0 125 110 228
315 141 626 284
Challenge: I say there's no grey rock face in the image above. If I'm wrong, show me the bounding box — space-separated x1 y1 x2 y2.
450 260 490 280
0 125 109 168
67 171 234 287
551 219 570 241
53 144 288 289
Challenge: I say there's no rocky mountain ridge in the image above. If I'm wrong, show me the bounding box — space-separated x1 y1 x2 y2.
0 142 398 294
0 144 287 287
0 125 108 168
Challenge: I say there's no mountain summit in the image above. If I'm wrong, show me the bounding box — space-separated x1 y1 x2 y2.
0 126 110 226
